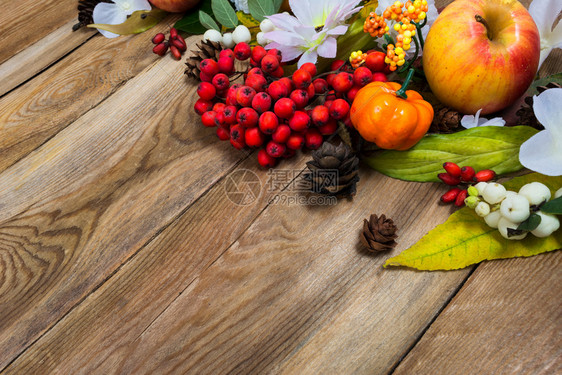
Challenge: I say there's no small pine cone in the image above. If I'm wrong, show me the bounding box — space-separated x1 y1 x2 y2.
430 107 461 133
184 40 223 80
361 214 398 252
73 0 111 31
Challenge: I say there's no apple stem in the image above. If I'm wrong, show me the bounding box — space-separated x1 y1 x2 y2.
396 68 415 99
475 14 493 40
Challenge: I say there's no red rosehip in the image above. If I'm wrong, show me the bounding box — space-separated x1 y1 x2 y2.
217 57 235 75
251 45 267 63
197 82 216 101
259 111 279 134
170 39 186 53
216 127 230 141
289 111 310 132
245 127 265 148
223 105 237 124
245 74 267 92
353 67 373 87
201 110 217 127
200 59 219 76
272 124 291 143
443 162 461 177
300 62 317 78
292 69 312 90
441 187 462 203
313 78 329 94
219 49 234 60
305 128 323 150
372 72 388 82
236 86 257 107
252 92 272 113
332 72 354 92
317 119 338 135
261 54 280 74
267 81 289 101
234 42 251 60
365 51 386 72
438 173 462 186
236 107 259 128
455 189 468 207
258 149 277 168
330 59 346 71
266 141 286 158
311 105 330 126
152 42 168 56
267 48 282 61
329 99 350 120
460 166 476 182
152 33 165 44
474 169 496 182
212 73 230 91
286 133 305 150
170 27 178 39
274 98 296 119
290 89 309 109
194 99 213 115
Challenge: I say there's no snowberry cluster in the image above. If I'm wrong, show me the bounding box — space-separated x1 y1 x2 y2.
193 43 389 167
439 162 496 207
466 182 561 240
152 28 187 60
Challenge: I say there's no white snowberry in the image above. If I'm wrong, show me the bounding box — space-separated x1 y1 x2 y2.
482 183 507 204
554 187 562 199
260 19 275 33
203 29 223 43
531 211 560 238
500 193 531 223
498 217 528 240
519 182 551 205
232 25 251 44
474 182 488 196
484 210 502 228
256 32 269 46
475 201 491 217
222 32 235 48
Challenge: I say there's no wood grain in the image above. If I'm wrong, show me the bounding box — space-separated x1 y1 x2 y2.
0 0 77 65
0 16 180 174
0 54 249 369
393 251 562 375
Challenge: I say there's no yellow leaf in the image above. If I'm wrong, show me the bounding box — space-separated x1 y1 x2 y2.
88 8 167 35
384 173 562 271
354 0 379 21
236 11 260 29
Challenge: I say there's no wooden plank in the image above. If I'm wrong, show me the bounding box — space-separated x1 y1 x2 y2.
393 251 562 375
0 0 77 65
0 16 180 174
0 20 95 96
0 53 250 369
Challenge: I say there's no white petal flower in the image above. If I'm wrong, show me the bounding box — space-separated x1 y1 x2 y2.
93 0 151 38
519 88 562 176
264 0 362 67
460 109 506 129
529 0 562 70
229 0 250 13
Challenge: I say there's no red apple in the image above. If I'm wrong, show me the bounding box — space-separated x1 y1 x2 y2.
422 0 540 115
149 0 200 13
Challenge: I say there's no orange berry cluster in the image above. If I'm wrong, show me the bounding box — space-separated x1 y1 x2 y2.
382 1 428 24
349 50 368 69
363 12 389 37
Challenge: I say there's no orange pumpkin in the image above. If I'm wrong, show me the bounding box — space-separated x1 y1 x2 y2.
350 80 434 150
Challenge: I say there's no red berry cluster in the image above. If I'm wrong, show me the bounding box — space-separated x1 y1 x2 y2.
193 43 389 168
152 28 187 60
438 162 496 207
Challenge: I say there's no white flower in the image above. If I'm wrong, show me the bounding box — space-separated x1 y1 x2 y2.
93 0 151 38
519 88 562 176
375 0 438 57
529 0 562 71
460 109 506 128
229 0 249 14
264 0 362 67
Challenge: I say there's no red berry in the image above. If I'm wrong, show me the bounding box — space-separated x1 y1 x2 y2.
292 69 312 90
282 148 296 158
306 83 316 98
194 99 213 115
290 89 309 109
251 92 272 113
259 111 279 134
311 105 330 126
236 86 256 107
353 67 373 87
372 72 388 82
289 111 310 132
441 188 462 203
197 82 216 101
152 33 165 44
325 90 337 101
455 189 468 207
248 67 264 77
213 102 226 113
270 66 285 78
245 127 265 148
272 124 291 143
318 119 338 135
199 71 213 82
219 49 234 60
460 166 476 182
332 72 354 92
230 138 246 150
267 81 289 101
223 106 237 124
267 48 282 61
216 127 230 140
214 112 226 127
245 74 267 92
261 54 280 73
201 111 217 127
152 42 168 56
236 107 259 128
230 124 245 143
234 42 251 60
212 73 230 91
226 83 241 105
249 58 260 68
443 162 461 177
251 45 267 63
286 133 305 150
300 62 317 77
330 59 346 71
438 173 462 186
200 59 219 76
278 77 294 92
365 51 386 72
170 27 178 39
274 98 296 119
305 128 323 150
218 57 235 75
323 100 334 111
347 86 361 101
258 149 277 168
266 141 286 158
171 38 186 52
329 99 350 120
313 78 329 94
326 73 336 87
474 169 496 182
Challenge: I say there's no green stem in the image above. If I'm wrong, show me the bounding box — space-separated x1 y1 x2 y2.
397 34 420 74
413 19 426 49
384 33 395 46
395 68 415 99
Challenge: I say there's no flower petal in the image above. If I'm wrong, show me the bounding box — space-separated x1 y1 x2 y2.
528 0 562 35
317 36 337 58
533 88 562 137
297 49 319 67
266 13 301 31
263 30 305 46
460 109 482 128
519 130 562 176
324 25 348 36
93 2 127 38
550 22 562 49
265 42 304 62
290 0 315 26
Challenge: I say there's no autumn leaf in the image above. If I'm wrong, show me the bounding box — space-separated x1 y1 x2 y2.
88 8 167 35
384 173 562 271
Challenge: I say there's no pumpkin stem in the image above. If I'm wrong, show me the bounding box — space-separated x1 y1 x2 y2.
396 68 415 99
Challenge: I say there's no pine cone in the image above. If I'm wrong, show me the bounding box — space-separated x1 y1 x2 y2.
73 0 111 31
361 214 398 252
430 107 461 133
516 82 560 130
303 142 360 197
184 40 223 80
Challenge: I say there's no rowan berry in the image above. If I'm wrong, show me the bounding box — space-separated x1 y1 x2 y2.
259 111 279 134
261 54 280 73
251 92 272 113
286 133 305 150
197 82 216 101
292 69 312 90
353 67 373 87
245 127 265 148
234 42 251 60
258 149 277 168
290 89 309 109
288 111 310 132
267 81 289 101
274 98 296 119
200 59 219 76
236 86 256 107
329 99 350 120
272 124 291 143
305 128 323 150
332 72 354 92
211 73 230 91
194 99 213 115
266 141 286 158
236 107 259 128
311 105 330 126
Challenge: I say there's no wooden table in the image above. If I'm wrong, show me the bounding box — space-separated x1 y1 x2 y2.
1 0 560 373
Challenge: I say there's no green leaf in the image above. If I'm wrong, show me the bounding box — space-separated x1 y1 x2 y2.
364 126 538 182
273 0 284 11
199 10 220 30
174 0 213 34
248 0 275 22
384 173 562 271
517 213 542 231
541 196 562 215
212 0 239 28
88 8 167 35
528 73 562 96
